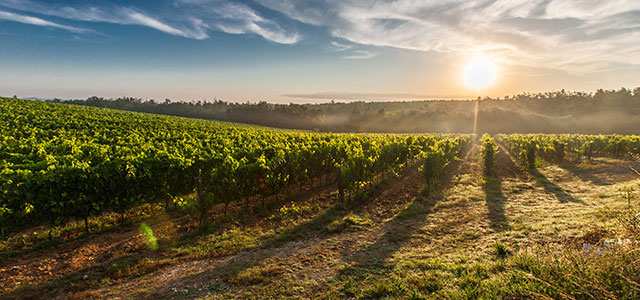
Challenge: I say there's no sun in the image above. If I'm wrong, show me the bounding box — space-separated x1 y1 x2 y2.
463 57 497 89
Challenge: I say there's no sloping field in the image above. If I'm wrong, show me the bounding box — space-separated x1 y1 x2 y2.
1 99 640 299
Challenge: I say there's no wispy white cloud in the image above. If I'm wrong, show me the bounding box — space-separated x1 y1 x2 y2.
0 0 299 43
3 0 638 71
123 9 207 39
197 1 300 44
0 10 86 33
330 41 353 52
343 50 376 60
330 41 376 59
169 0 300 43
257 0 640 72
0 1 208 39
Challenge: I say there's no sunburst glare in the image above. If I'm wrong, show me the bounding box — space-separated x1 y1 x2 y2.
463 57 497 89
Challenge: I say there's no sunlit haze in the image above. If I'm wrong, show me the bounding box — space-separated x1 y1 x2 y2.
1 0 639 102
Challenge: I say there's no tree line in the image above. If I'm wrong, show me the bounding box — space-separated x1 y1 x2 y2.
57 87 640 134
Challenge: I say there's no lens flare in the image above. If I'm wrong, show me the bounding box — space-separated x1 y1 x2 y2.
139 223 158 250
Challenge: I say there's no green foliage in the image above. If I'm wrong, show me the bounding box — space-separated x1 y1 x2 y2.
498 133 640 166
0 97 470 234
496 136 538 169
62 88 640 135
493 242 509 258
271 202 312 221
553 140 565 162
171 196 198 218
525 142 536 169
510 241 640 299
326 212 371 233
420 137 469 186
481 134 498 176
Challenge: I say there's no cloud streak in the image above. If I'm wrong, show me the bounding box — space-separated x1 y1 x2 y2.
257 0 640 72
124 10 205 39
176 0 300 44
0 0 299 43
329 41 376 59
330 41 353 52
0 10 86 33
284 92 465 100
2 0 638 72
343 50 376 60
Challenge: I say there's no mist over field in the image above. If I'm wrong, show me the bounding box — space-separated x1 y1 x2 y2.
62 88 640 134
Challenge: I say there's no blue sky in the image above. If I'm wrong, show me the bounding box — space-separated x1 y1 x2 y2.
1 0 639 103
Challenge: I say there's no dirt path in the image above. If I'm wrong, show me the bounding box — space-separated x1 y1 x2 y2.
0 178 342 299
0 224 144 293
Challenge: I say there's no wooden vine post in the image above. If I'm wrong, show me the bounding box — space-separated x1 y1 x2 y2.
554 141 564 163
195 176 208 228
336 166 345 202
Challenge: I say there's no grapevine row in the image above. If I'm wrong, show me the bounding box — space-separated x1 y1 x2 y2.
497 134 640 168
0 98 468 234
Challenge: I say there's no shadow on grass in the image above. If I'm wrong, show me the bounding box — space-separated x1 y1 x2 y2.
483 177 510 232
530 169 585 204
0 205 165 261
329 143 473 298
482 143 523 232
169 173 346 250
0 177 343 299
10 145 473 299
0 250 168 300
556 160 640 186
0 200 344 300
336 193 437 276
260 163 421 250
495 142 584 205
134 163 426 299
558 162 610 186
146 143 472 299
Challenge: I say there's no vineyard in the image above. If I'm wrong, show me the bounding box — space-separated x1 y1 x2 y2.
497 134 640 169
0 98 468 235
1 98 640 299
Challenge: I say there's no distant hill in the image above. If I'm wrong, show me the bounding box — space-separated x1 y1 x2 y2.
59 88 640 134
